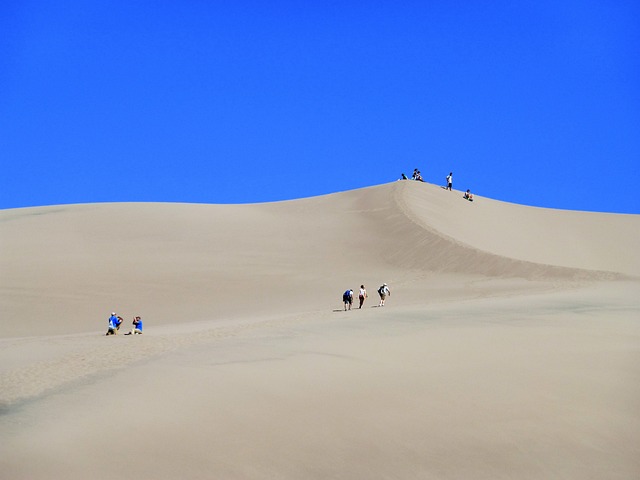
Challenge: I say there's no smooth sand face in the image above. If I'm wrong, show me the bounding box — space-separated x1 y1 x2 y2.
1 181 639 479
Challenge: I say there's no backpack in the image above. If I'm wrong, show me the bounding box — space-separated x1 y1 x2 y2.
378 286 385 295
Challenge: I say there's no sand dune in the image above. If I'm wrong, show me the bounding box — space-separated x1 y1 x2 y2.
1 182 639 479
2 181 635 337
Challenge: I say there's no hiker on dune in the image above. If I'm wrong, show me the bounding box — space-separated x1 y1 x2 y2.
378 283 391 306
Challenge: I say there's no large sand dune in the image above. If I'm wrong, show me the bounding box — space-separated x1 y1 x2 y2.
1 181 639 479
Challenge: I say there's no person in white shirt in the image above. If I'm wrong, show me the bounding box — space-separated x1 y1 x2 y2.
358 285 367 309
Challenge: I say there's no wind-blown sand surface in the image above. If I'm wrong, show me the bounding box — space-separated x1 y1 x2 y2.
1 181 639 479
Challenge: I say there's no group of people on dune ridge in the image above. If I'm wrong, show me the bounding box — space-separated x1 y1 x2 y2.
401 169 473 201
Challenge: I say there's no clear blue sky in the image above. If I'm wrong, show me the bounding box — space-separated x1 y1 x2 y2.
2 1 639 213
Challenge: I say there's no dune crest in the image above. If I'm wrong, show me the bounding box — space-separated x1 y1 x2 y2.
394 181 639 276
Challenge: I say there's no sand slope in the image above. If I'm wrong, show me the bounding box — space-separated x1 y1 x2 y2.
2 181 636 338
1 182 639 479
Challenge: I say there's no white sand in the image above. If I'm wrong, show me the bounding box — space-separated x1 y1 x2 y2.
1 181 639 479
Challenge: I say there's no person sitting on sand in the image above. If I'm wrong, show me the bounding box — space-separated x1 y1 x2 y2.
464 189 474 201
106 312 122 335
343 289 354 311
125 316 143 335
401 173 408 180
378 283 391 306
358 285 367 309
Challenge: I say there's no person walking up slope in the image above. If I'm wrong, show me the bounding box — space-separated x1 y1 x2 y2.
378 283 391 306
358 285 367 309
343 289 354 311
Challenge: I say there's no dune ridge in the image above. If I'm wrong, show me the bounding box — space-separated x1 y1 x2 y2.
388 182 632 279
397 181 639 276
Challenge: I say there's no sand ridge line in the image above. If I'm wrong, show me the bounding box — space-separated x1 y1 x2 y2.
389 181 622 281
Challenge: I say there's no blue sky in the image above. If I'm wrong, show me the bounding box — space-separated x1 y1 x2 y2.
1 1 638 213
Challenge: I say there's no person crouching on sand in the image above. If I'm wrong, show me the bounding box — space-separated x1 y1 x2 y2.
378 283 391 306
106 312 122 335
464 189 474 201
358 285 367 309
125 316 143 335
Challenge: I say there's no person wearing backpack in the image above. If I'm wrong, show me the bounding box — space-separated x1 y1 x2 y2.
377 283 391 307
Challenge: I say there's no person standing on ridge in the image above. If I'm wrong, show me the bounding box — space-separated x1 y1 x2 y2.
378 283 391 306
446 172 453 191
